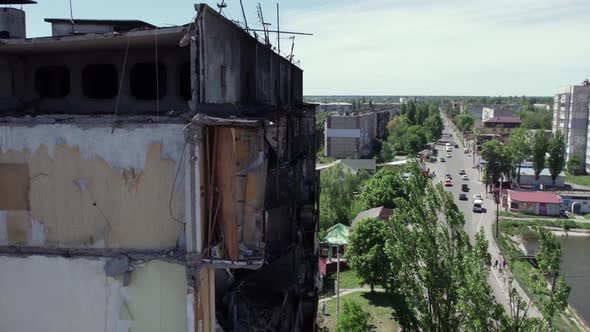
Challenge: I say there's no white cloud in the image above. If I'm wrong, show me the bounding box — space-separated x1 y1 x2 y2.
282 0 590 95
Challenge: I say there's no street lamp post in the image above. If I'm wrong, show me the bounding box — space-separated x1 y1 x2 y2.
495 175 502 239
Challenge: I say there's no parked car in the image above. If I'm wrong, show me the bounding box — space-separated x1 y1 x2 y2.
459 169 466 175
444 179 452 187
464 148 469 153
462 175 469 181
445 173 452 179
446 153 452 158
441 157 446 162
473 194 482 201
459 193 468 200
461 184 469 192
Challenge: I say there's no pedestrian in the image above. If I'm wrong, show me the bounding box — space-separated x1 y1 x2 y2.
494 259 498 269
321 301 326 316
503 260 507 269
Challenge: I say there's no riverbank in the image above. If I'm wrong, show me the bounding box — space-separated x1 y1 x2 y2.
497 219 590 331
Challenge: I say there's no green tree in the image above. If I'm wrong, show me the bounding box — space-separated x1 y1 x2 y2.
315 112 329 151
400 125 428 155
424 114 444 142
480 139 512 185
532 130 548 181
407 101 417 125
455 114 475 133
547 131 566 185
346 218 391 292
358 167 405 209
385 166 484 331
507 128 531 184
337 300 373 332
567 153 581 175
534 228 571 328
319 165 363 234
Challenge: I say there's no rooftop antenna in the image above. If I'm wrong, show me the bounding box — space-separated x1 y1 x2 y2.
239 0 248 29
68 0 75 34
217 0 226 14
257 3 271 46
288 36 295 62
276 2 280 54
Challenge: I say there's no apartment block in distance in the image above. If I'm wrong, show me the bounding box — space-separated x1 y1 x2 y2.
553 79 590 172
324 109 396 159
0 3 319 332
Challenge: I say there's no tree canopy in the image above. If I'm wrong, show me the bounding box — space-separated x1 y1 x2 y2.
480 139 512 185
319 165 364 234
337 300 374 332
358 167 405 210
506 127 531 184
346 217 391 292
547 131 566 185
532 130 548 180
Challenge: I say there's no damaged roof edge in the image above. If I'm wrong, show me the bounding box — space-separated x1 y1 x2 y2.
194 3 302 69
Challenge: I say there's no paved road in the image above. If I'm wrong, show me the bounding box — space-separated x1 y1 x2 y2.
428 118 540 317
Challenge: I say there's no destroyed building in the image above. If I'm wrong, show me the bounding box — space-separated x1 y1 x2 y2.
0 2 319 332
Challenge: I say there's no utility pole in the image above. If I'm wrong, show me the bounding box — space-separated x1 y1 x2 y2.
336 250 341 326
496 175 502 239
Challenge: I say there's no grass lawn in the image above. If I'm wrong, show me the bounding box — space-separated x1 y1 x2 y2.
318 291 400 332
584 214 590 220
565 173 590 187
497 230 581 331
321 269 363 296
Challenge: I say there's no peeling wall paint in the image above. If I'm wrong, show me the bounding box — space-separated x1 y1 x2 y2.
0 124 185 170
0 123 187 249
0 256 187 332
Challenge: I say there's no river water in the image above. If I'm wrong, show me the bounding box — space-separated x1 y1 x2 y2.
524 236 590 325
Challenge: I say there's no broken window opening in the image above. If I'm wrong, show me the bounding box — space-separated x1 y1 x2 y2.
179 63 191 100
130 62 167 100
201 125 267 263
34 65 70 98
82 64 118 99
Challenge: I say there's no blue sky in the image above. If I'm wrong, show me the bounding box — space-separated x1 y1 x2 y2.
20 0 590 96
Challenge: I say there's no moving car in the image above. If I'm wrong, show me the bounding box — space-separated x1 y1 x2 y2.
461 184 469 192
459 169 466 175
473 199 484 213
444 179 452 187
459 193 468 200
440 157 446 162
464 148 469 153
454 144 459 148
446 153 452 158
473 194 482 201
462 175 469 181
445 173 452 179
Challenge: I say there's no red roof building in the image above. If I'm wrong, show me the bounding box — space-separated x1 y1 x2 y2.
507 190 561 216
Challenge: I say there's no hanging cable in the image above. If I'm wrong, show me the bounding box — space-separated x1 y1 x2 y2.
111 35 130 134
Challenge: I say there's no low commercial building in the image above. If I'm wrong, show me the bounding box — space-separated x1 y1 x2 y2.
482 105 516 122
516 168 565 188
557 191 590 214
507 190 561 216
474 116 521 142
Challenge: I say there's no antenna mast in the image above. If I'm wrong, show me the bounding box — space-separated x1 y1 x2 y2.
217 0 227 14
257 3 271 46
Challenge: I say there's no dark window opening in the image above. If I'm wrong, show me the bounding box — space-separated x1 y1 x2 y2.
130 62 167 100
34 66 70 98
82 64 118 99
179 63 191 100
0 31 9 39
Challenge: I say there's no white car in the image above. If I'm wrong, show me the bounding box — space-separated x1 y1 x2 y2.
462 175 469 181
473 194 482 201
446 153 452 158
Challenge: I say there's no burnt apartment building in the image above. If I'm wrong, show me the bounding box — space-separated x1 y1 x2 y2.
0 2 318 332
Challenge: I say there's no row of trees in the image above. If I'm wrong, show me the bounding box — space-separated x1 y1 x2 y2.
384 101 444 156
345 164 570 331
481 129 567 186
